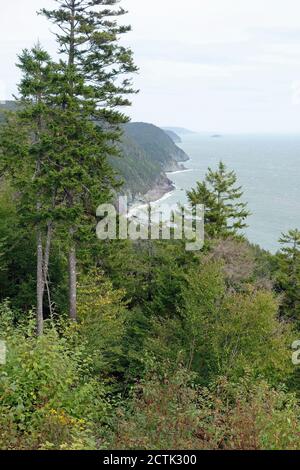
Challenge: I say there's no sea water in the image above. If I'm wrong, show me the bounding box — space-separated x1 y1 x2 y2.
155 133 300 253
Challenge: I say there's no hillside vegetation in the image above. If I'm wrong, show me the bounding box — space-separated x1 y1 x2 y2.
0 104 187 200
162 129 182 144
115 122 188 198
1 0 300 452
124 122 189 170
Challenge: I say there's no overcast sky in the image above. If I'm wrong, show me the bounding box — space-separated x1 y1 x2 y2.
2 0 300 132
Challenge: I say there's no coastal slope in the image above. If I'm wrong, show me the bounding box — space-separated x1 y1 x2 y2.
114 122 189 201
123 122 189 170
0 103 189 203
163 129 182 144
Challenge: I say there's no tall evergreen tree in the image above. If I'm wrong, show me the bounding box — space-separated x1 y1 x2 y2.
276 229 300 321
40 0 137 320
187 161 250 238
0 46 57 334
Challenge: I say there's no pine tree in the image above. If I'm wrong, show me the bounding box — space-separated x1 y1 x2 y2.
0 46 57 334
276 229 300 321
40 0 137 321
187 161 250 238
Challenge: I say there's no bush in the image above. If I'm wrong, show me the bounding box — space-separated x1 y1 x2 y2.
110 367 300 450
77 269 127 377
0 302 111 450
145 261 294 386
197 375 300 450
110 367 202 450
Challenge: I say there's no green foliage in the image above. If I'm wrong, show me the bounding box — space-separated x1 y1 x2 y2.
0 0 138 328
0 106 187 207
187 161 250 238
275 229 300 322
109 367 300 450
124 122 188 169
0 174 298 450
217 289 293 384
77 269 127 376
197 375 300 450
110 367 202 450
0 302 111 450
115 132 161 196
104 239 194 313
111 121 188 197
163 129 182 144
0 182 66 312
0 0 299 447
145 260 293 386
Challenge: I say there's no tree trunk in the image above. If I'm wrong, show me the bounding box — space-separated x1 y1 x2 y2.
69 240 77 321
67 2 76 322
42 222 53 295
36 230 44 336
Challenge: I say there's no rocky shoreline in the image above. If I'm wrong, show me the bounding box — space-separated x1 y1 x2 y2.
130 159 189 207
143 175 175 203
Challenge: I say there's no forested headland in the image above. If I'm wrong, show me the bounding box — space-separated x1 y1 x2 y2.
0 0 300 451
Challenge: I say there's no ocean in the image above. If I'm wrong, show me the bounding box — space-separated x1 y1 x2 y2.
155 133 300 253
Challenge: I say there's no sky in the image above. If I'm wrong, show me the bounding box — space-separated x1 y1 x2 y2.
2 0 300 133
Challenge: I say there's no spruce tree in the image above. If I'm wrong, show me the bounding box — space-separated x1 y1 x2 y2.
0 46 57 335
40 0 137 321
187 161 250 238
276 229 300 321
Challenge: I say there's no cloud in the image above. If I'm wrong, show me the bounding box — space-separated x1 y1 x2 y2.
250 27 300 44
3 0 300 132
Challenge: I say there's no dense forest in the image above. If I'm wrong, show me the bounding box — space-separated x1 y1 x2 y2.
0 102 186 200
0 0 300 451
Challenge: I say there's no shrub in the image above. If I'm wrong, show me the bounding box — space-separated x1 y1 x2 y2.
197 375 300 450
110 367 300 450
0 302 111 449
145 261 294 386
77 269 127 377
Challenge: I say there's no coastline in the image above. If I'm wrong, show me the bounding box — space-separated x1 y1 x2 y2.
159 159 193 202
127 142 192 217
128 159 192 217
140 157 193 205
166 168 194 176
143 177 175 203
127 177 175 218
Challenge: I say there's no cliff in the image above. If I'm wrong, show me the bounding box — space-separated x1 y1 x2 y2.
0 104 189 203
